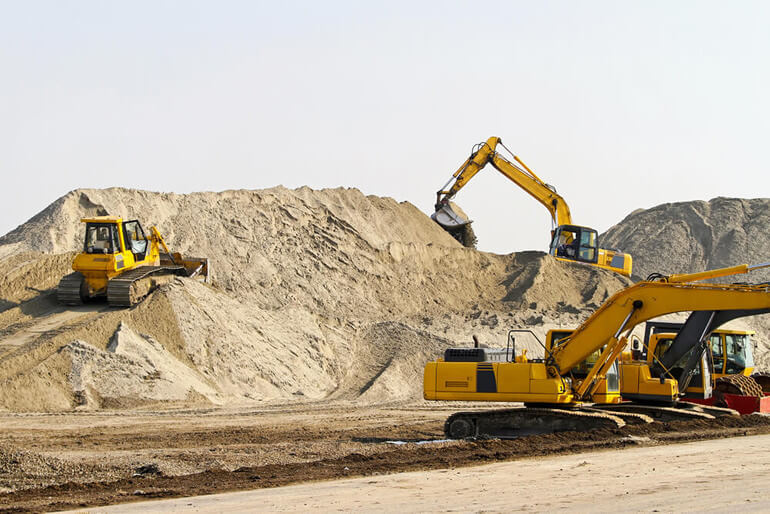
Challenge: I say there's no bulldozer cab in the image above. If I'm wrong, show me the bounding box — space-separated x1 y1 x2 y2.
548 225 598 264
122 220 149 260
84 223 121 254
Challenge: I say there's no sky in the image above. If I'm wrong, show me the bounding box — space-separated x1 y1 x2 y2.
1 1 769 254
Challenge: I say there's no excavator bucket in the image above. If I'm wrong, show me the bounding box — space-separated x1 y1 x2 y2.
431 203 470 230
431 204 477 249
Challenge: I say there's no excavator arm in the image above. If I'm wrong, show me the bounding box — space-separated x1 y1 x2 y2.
434 136 572 229
551 265 770 398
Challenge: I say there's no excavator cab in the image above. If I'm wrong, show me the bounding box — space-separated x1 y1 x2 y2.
548 225 598 264
709 330 755 377
648 334 709 397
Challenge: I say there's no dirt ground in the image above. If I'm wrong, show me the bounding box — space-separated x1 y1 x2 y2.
3 404 770 512
69 433 770 513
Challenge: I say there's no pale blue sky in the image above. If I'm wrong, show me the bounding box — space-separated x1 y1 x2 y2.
2 1 768 253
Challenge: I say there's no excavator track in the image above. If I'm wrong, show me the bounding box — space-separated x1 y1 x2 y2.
592 402 736 422
715 374 764 398
106 265 186 307
443 407 626 440
56 272 86 305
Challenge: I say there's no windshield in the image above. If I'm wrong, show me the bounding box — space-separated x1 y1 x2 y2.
725 334 754 374
653 336 703 385
84 223 120 254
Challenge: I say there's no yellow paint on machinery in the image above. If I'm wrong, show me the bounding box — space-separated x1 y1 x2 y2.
424 263 770 414
57 216 209 307
431 136 632 276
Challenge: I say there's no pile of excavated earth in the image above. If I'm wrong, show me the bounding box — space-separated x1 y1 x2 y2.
0 189 769 413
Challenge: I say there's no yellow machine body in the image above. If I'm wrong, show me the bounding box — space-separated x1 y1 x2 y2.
432 136 632 276
424 360 576 404
73 216 164 296
424 263 770 408
63 216 208 302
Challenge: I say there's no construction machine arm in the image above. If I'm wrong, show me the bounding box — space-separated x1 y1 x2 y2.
150 226 177 264
654 309 768 375
434 136 572 228
550 265 770 391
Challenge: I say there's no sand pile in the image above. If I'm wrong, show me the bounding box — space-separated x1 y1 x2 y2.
0 186 633 411
602 197 770 282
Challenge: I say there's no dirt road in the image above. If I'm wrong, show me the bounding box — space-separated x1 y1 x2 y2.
3 405 770 512
66 433 770 513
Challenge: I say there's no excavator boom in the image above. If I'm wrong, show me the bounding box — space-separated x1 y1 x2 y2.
433 137 571 229
552 275 770 377
431 136 632 276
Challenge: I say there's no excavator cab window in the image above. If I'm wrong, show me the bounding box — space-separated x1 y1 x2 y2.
84 223 120 254
725 334 753 374
578 230 598 262
549 331 573 349
549 226 598 264
122 220 148 260
710 334 724 374
651 336 704 387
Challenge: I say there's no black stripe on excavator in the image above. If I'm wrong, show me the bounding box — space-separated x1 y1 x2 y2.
476 363 497 393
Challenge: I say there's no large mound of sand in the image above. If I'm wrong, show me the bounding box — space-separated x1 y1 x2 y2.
602 197 770 282
0 187 631 412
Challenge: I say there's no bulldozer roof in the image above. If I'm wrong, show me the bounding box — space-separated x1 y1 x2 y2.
80 216 123 224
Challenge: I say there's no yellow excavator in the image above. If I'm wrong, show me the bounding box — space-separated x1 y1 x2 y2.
424 262 770 438
57 216 209 307
550 322 764 407
432 136 632 276
639 321 765 399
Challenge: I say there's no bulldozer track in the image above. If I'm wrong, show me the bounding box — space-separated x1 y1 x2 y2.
56 272 85 305
106 265 186 307
443 407 626 439
715 374 764 398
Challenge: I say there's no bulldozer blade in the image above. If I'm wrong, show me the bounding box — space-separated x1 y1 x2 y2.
431 203 471 230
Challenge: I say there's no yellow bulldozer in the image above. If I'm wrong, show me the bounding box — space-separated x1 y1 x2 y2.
57 216 209 307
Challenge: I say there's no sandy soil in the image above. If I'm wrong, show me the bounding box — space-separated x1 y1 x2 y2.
69 432 770 513
2 404 770 512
